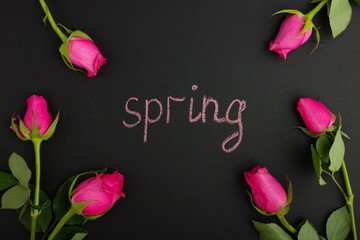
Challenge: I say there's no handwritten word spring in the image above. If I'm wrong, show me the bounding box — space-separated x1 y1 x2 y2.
122 85 246 153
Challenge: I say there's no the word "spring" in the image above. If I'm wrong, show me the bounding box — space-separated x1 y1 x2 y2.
122 85 246 153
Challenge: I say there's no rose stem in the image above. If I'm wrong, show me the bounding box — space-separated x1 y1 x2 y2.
277 215 296 234
305 0 329 20
48 208 77 240
341 161 357 240
38 0 68 42
31 139 42 240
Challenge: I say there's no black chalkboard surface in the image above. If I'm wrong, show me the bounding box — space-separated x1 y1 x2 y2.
1 0 360 239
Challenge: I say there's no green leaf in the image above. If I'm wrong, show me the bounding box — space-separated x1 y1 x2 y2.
298 220 320 240
310 145 326 185
326 206 350 240
310 0 323 3
253 221 293 240
17 187 52 232
341 131 350 139
71 233 88 240
18 200 29 220
42 112 60 141
329 0 352 38
8 153 31 188
0 171 17 190
53 174 84 224
327 1 331 16
316 135 332 164
329 125 345 172
1 185 29 209
53 226 88 240
354 0 360 5
53 176 74 219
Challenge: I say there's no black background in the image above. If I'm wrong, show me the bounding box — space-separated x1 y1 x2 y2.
1 0 360 239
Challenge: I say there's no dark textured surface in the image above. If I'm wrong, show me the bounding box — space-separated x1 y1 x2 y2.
1 0 360 239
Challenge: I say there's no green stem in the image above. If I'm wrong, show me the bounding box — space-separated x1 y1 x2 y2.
341 161 357 240
324 171 348 200
38 0 68 42
277 215 297 234
48 208 77 240
31 139 42 240
306 0 329 20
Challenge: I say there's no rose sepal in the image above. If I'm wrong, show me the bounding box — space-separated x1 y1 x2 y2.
298 18 319 54
57 23 73 36
84 203 115 221
326 112 350 139
11 111 59 142
246 188 276 216
11 116 31 141
297 123 338 139
276 179 293 217
297 126 323 138
41 112 60 141
272 9 305 17
30 114 42 140
69 30 94 42
71 201 91 215
68 172 90 200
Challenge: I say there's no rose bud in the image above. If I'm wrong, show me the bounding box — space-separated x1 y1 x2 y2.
11 95 58 141
23 95 51 135
71 171 125 216
58 30 106 77
297 98 336 134
269 14 312 59
245 165 287 213
67 36 107 77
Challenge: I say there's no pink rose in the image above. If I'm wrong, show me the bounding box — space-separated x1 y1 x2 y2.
12 95 52 139
245 165 287 213
67 36 107 77
71 171 125 216
23 95 52 136
269 14 312 59
297 98 336 134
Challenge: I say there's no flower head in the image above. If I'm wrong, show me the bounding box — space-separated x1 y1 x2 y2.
11 95 58 141
297 98 336 134
23 95 51 136
71 171 125 216
59 30 106 77
245 165 287 213
269 14 312 59
67 36 107 77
